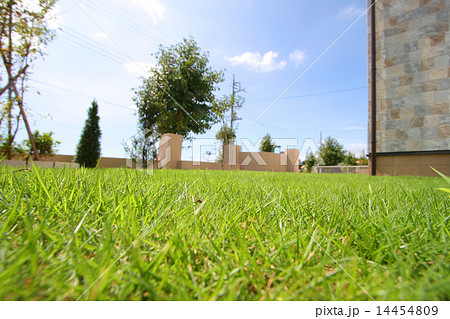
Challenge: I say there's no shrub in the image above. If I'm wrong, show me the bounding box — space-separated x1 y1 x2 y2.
22 130 60 157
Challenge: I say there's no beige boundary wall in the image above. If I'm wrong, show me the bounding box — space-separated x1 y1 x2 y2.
159 133 300 173
1 159 79 168
52 155 128 168
1 133 300 173
1 155 127 169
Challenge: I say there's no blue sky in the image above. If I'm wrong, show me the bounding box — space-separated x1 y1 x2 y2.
21 0 370 160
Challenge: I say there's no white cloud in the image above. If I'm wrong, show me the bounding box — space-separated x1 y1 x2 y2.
131 0 165 23
339 5 364 19
124 61 154 77
228 51 287 73
289 50 306 66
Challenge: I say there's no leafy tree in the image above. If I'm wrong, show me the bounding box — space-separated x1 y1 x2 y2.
213 93 243 164
318 137 345 166
343 151 358 166
75 100 101 168
214 93 244 134
122 131 155 169
134 37 224 143
215 124 235 163
304 152 317 172
216 124 235 145
259 133 276 153
357 155 368 165
0 0 57 159
22 130 60 157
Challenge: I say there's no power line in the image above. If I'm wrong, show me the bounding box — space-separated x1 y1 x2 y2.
71 0 199 126
97 0 170 46
29 79 136 111
61 25 130 62
255 85 367 101
59 34 128 65
240 108 305 138
78 0 168 48
252 0 379 125
240 107 366 138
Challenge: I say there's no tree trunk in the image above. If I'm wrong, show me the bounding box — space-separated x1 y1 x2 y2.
9 78 40 160
1 1 39 160
176 111 183 132
5 1 13 159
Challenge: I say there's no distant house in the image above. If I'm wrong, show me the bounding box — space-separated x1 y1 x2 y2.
368 0 450 176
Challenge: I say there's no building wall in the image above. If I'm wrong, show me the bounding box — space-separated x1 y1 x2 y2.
157 133 183 169
159 133 300 173
239 151 286 172
368 0 450 175
377 153 450 176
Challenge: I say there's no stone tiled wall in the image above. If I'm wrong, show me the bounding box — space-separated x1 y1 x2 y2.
368 0 450 153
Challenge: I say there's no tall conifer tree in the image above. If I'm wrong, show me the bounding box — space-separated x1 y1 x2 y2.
75 100 101 168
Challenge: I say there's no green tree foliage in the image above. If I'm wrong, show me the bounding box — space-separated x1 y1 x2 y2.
0 0 57 159
122 131 155 169
304 152 317 172
216 124 235 145
75 100 101 168
0 135 24 157
22 130 60 157
213 93 243 163
259 133 276 153
343 151 358 166
215 124 235 163
134 37 224 141
358 156 368 165
318 137 345 166
213 93 244 131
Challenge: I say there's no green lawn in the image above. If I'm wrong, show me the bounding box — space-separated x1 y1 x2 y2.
0 165 448 300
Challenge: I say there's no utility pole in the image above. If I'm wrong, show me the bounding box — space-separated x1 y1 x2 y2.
231 74 244 132
370 0 377 176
